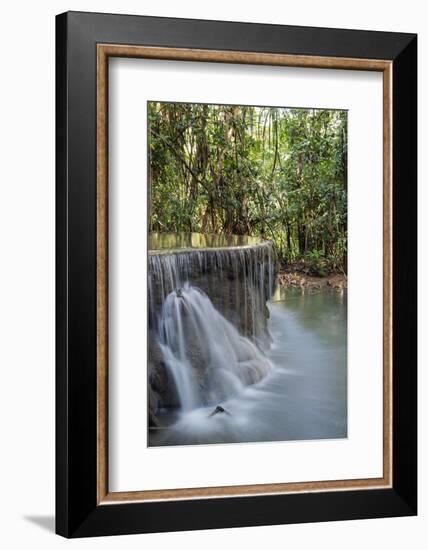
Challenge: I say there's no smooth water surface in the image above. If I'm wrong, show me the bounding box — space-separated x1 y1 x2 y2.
149 232 264 251
149 287 347 446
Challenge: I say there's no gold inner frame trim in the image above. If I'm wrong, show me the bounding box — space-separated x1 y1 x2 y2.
96 44 393 505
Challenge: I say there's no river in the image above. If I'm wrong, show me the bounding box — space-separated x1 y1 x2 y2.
149 286 347 447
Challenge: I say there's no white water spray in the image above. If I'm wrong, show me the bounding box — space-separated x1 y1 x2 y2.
158 284 272 410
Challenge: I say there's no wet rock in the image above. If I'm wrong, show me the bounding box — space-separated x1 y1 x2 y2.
148 332 180 409
209 405 231 417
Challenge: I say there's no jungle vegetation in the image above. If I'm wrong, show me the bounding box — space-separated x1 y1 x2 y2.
148 102 348 275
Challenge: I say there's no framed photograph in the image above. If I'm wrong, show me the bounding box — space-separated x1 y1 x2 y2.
56 11 417 538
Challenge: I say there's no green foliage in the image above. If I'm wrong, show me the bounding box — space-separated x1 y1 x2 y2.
148 102 348 273
304 250 328 277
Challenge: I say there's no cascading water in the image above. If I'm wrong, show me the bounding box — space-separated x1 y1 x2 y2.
148 234 276 340
148 233 277 416
147 234 347 446
158 284 272 411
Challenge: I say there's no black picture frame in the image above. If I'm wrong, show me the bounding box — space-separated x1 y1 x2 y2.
56 11 417 538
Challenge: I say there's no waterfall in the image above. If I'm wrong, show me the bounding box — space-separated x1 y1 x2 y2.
148 242 276 338
158 285 272 410
148 237 277 413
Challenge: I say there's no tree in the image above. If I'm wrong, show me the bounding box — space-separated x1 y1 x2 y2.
148 102 348 274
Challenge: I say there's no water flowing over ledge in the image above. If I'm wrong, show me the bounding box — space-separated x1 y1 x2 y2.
147 233 278 427
148 234 276 338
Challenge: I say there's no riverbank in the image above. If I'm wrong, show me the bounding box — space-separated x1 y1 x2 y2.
277 268 347 290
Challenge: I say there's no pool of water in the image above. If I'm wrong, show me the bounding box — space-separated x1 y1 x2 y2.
149 232 265 251
149 287 347 446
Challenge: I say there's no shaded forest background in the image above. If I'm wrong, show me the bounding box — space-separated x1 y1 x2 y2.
148 102 347 275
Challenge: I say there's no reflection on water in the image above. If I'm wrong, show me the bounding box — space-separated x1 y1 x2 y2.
149 232 264 251
149 288 347 446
